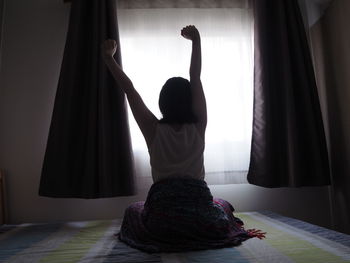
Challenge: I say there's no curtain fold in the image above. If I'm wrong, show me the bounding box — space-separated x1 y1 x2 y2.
247 0 331 187
39 0 135 198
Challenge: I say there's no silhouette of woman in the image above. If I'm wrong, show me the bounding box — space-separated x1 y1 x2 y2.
101 25 264 253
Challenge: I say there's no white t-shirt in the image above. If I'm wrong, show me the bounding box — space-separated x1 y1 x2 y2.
149 123 205 183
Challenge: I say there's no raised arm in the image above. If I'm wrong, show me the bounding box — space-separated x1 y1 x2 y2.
181 26 207 137
101 39 158 148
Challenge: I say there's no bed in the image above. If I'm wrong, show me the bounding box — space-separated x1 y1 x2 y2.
0 211 349 263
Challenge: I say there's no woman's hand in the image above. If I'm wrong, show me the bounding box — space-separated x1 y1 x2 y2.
101 39 117 59
181 25 200 41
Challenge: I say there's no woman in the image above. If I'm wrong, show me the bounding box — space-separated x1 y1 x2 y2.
101 25 264 253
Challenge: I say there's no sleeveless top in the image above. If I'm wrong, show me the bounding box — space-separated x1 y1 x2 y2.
149 123 205 183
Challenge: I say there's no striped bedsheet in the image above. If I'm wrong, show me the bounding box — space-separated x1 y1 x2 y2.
0 212 349 263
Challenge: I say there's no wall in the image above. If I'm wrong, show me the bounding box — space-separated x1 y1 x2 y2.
0 0 4 72
310 0 350 234
0 0 332 229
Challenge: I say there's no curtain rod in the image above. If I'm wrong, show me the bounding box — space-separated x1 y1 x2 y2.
63 0 251 8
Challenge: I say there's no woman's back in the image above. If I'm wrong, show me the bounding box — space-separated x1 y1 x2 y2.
103 26 264 253
149 123 205 183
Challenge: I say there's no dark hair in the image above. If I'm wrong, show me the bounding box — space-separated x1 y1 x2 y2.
159 77 197 124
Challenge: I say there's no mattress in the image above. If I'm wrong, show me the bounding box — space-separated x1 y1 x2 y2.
0 211 349 263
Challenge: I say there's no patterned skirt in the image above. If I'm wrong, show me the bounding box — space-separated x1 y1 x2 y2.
119 177 258 253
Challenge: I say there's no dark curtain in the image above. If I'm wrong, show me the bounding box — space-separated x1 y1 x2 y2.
247 0 331 187
39 0 135 198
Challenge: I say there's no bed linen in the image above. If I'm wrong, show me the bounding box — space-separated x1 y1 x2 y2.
0 211 349 263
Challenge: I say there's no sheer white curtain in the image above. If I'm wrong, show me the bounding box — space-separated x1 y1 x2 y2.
117 5 253 187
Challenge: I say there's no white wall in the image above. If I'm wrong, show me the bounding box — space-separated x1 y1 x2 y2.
0 0 332 229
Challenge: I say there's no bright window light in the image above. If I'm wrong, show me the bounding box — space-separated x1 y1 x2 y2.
118 8 254 183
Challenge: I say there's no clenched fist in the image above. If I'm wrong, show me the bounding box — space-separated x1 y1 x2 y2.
181 25 200 41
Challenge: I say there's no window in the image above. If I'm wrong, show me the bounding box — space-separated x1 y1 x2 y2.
118 6 253 186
